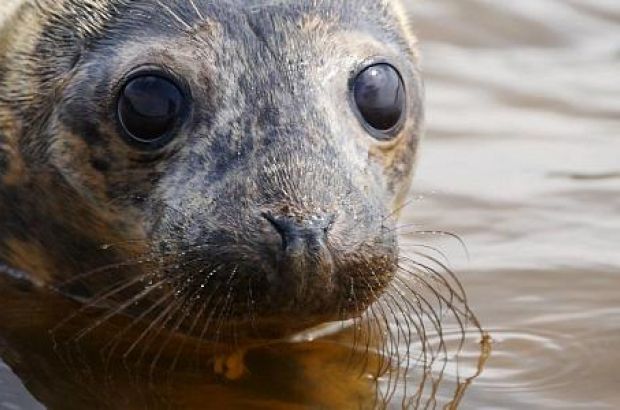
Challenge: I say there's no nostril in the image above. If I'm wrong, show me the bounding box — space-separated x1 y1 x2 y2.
261 211 334 252
261 212 287 237
323 213 337 234
261 211 336 284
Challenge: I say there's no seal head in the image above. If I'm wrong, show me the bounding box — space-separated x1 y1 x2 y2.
0 0 423 339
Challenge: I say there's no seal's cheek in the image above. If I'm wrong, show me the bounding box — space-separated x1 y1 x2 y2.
368 137 419 211
45 107 170 226
46 127 109 202
0 115 27 186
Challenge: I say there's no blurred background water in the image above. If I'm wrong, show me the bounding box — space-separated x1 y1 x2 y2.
1 0 619 408
400 0 620 408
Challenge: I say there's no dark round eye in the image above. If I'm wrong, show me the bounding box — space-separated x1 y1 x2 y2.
352 63 406 138
117 74 186 147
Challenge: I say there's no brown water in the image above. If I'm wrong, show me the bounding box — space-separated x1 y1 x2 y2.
1 1 620 409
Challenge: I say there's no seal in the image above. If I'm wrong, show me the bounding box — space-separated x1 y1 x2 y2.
0 0 423 353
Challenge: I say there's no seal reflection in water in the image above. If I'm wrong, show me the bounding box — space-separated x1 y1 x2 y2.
0 0 485 408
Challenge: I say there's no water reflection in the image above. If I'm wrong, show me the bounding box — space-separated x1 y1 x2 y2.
1 260 489 409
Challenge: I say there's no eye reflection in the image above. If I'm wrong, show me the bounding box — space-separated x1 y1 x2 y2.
352 63 405 138
117 74 186 148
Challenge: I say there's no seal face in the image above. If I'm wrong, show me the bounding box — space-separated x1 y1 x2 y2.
0 0 423 340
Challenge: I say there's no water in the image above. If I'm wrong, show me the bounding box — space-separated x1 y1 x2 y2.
402 0 620 408
1 0 619 408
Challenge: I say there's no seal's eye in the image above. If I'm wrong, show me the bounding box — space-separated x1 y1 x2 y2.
117 74 186 148
352 63 405 139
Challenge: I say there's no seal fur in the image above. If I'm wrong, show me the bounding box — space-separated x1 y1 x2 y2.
0 0 423 342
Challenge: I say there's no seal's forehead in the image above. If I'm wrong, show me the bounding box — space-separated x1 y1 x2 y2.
79 0 414 53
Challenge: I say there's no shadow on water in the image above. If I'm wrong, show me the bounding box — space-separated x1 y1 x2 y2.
0 255 490 409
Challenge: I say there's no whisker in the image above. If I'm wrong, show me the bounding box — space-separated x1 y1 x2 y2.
397 242 452 265
51 272 154 336
380 289 411 403
150 272 216 375
400 256 463 312
148 295 197 379
213 266 239 347
400 229 470 261
387 282 433 404
56 257 154 289
122 294 179 367
392 275 445 363
101 287 178 366
169 295 208 374
405 251 468 305
359 273 391 376
193 271 227 365
136 295 188 371
398 262 470 328
73 278 166 342
393 284 450 408
156 0 193 31
187 0 204 20
382 197 418 223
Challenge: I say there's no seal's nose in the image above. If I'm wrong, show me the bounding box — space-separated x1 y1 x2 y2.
263 213 333 255
262 212 336 297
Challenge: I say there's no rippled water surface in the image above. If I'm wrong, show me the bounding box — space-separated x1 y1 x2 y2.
403 0 620 408
1 1 619 409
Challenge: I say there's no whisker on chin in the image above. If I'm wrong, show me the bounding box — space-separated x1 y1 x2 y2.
168 294 208 374
387 281 430 359
406 251 469 304
213 266 240 348
122 293 180 363
51 272 156 338
399 254 462 304
134 270 216 370
392 275 447 360
379 290 411 403
73 278 168 342
147 292 201 379
398 262 471 332
134 296 188 372
357 272 393 376
101 289 178 366
55 256 156 290
399 228 471 260
354 276 386 379
193 279 227 366
397 241 452 265
391 280 452 403
343 224 488 407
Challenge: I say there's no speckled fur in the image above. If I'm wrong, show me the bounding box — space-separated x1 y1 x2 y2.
0 0 423 339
